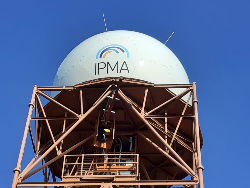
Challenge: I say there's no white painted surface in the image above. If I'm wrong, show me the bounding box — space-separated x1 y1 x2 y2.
53 30 190 97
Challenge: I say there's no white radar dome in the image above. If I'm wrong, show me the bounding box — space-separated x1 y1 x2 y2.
53 30 189 92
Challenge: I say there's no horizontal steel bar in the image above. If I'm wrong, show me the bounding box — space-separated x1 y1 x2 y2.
65 162 137 165
63 175 136 178
145 114 194 118
153 84 193 88
63 163 82 165
72 130 135 135
36 84 192 91
65 154 138 156
17 180 198 187
31 117 78 120
37 86 74 91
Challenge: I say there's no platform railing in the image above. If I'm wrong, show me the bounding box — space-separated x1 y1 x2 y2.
62 153 139 180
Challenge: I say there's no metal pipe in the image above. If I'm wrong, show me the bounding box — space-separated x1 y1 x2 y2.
141 88 148 114
192 122 196 188
12 85 37 188
35 94 59 154
36 125 42 154
165 110 168 151
169 93 191 147
22 134 94 180
137 132 193 177
28 125 36 153
59 112 67 154
37 90 79 117
17 180 198 187
147 88 191 115
18 155 38 180
20 90 111 180
118 90 196 177
93 84 112 106
145 114 194 118
80 89 83 115
37 86 74 91
140 160 154 188
153 84 192 88
31 116 78 120
192 82 204 188
35 98 38 152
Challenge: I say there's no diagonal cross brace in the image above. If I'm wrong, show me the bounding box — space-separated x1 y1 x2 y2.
36 94 59 154
22 134 94 180
37 90 79 117
169 92 192 147
146 87 191 115
118 89 196 177
137 132 194 177
18 90 112 181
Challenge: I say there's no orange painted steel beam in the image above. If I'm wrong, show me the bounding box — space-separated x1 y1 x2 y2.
153 84 193 88
118 89 196 177
192 82 204 188
21 134 94 180
12 85 37 188
140 159 154 188
145 114 194 118
17 180 198 187
20 90 111 181
37 90 79 117
36 94 59 154
96 166 135 170
169 92 192 147
141 88 148 115
137 132 193 177
28 125 36 153
37 86 74 91
31 117 78 120
146 87 191 115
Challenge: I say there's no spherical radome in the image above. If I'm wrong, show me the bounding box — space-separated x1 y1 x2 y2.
53 30 189 94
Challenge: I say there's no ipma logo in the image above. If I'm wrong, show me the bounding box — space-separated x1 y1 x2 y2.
96 44 130 59
95 44 130 75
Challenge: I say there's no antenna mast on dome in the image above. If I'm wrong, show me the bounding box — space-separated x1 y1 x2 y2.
102 12 108 32
165 31 175 44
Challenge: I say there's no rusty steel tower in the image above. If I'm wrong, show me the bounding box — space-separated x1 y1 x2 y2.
12 30 204 188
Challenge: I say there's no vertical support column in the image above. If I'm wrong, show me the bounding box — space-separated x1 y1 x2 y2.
192 122 196 188
134 135 139 177
35 98 38 151
44 160 48 188
12 85 37 188
192 82 204 188
62 155 66 179
36 124 42 155
80 89 83 115
59 112 67 155
141 88 148 115
81 154 84 177
140 160 154 188
164 110 168 152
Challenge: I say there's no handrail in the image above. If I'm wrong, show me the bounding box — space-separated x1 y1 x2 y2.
62 153 139 179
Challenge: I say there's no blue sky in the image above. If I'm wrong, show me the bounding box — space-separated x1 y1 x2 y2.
1 1 250 187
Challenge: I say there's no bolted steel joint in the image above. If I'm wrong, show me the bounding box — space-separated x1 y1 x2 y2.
193 99 198 104
13 168 21 173
193 175 199 180
28 103 35 108
197 166 204 171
